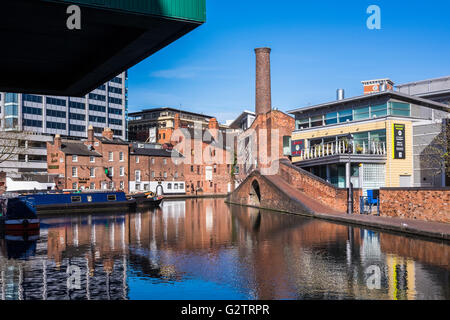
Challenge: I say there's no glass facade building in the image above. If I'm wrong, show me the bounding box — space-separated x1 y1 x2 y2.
0 72 127 140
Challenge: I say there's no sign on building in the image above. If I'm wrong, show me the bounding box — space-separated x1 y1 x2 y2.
392 124 406 159
291 139 305 157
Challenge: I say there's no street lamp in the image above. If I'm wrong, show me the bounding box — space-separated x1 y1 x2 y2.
346 133 354 215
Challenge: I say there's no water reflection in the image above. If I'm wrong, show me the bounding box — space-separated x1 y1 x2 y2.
0 199 448 300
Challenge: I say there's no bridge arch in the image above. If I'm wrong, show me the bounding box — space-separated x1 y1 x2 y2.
249 179 261 207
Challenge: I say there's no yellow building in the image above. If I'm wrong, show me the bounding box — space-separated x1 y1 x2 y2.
288 89 449 192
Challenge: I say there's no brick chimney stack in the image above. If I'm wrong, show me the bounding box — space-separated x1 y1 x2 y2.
174 113 181 130
88 125 94 142
255 47 272 115
208 118 220 141
208 118 219 130
54 134 61 149
102 127 114 140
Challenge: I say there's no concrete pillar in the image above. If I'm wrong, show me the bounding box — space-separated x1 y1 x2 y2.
255 47 272 115
346 161 351 189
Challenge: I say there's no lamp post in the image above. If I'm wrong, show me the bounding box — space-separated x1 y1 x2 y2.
346 133 354 215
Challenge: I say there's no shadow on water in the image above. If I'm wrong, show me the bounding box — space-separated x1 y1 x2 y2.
0 198 448 300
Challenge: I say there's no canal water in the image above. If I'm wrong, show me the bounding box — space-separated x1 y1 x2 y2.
0 199 448 300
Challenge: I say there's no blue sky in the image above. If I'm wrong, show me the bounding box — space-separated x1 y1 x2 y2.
127 0 450 123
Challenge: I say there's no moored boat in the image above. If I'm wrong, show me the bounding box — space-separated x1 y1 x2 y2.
0 195 40 232
18 191 136 215
127 191 164 207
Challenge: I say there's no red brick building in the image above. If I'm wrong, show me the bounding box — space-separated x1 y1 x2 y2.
171 116 236 195
128 143 185 194
128 107 229 144
47 126 130 192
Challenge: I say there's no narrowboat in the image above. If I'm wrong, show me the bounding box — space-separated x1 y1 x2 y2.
18 191 136 215
0 195 40 232
127 191 164 207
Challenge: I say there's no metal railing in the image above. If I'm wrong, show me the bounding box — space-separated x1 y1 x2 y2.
296 141 387 161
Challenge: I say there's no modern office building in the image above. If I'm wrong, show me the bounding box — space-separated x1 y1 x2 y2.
0 72 127 140
128 107 229 144
0 131 53 175
289 79 450 192
396 76 450 187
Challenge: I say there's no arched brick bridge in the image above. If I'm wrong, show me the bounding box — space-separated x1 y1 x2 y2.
226 159 361 216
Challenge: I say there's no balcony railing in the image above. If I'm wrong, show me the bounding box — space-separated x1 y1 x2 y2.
296 141 387 161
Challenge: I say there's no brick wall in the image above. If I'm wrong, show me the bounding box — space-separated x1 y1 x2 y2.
379 188 450 223
0 171 6 194
129 154 184 183
236 110 295 182
279 160 361 214
228 160 361 215
227 171 312 214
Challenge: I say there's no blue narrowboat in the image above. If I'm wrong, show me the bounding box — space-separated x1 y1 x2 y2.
19 191 135 215
0 196 40 232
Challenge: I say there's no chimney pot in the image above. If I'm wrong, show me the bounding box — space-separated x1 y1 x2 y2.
88 125 94 142
102 127 114 140
54 134 61 149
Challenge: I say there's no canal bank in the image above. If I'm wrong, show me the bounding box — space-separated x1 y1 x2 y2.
225 199 450 242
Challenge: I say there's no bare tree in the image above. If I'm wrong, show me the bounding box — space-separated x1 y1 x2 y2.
0 131 26 164
420 120 450 182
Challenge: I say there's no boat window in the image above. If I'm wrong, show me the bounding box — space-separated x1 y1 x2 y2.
107 194 117 201
71 196 82 203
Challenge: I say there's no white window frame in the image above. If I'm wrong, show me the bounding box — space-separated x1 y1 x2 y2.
120 166 124 177
72 155 78 162
90 156 95 163
109 151 113 161
135 170 141 182
90 167 95 178
72 167 78 177
136 156 140 164
119 151 124 162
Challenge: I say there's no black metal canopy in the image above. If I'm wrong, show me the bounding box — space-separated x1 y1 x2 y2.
0 1 204 96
